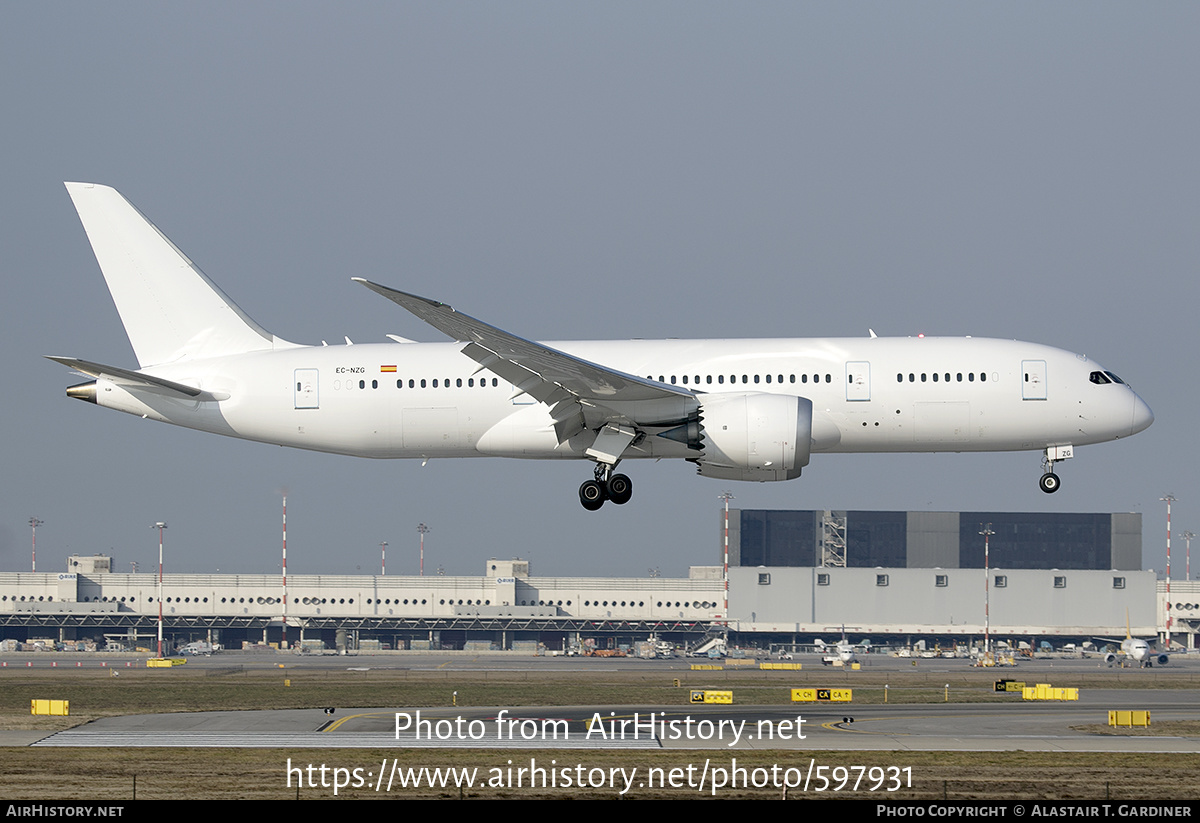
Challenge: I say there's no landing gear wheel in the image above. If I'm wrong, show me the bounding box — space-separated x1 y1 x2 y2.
1039 472 1061 494
607 473 633 505
579 479 607 511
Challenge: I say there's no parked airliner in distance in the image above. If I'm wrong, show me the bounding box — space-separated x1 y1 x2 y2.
1099 615 1169 668
51 184 1154 509
815 627 869 665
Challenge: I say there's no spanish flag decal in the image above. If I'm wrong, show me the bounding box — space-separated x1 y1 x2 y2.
380 365 397 373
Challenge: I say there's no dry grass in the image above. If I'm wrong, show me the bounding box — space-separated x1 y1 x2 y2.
2 748 1197 800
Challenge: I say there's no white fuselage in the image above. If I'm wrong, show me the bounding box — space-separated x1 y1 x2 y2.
92 335 1151 464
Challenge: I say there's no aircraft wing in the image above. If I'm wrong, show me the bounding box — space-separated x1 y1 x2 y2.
45 356 219 400
354 279 700 441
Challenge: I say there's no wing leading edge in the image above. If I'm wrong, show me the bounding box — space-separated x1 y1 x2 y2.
352 278 700 444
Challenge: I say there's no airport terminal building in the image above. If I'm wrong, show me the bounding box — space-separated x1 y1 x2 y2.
0 509 1191 653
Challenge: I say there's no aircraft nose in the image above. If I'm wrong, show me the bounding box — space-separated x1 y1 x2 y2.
1130 394 1154 435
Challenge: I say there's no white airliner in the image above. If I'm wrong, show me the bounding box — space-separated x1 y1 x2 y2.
1099 616 1168 668
815 628 868 665
51 183 1154 510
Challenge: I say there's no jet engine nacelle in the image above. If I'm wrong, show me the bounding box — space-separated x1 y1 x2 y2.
1104 652 1117 665
1156 653 1169 666
692 392 813 481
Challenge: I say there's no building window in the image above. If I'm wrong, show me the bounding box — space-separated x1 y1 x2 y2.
994 575 1007 588
817 573 830 586
1113 577 1125 589
758 573 771 585
1054 576 1067 589
876 574 889 587
935 575 948 587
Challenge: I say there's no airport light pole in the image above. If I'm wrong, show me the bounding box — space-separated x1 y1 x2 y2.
979 524 994 659
1162 494 1176 645
281 495 288 651
1182 531 1195 582
29 517 43 573
380 541 388 576
417 524 430 577
152 522 167 658
719 492 734 625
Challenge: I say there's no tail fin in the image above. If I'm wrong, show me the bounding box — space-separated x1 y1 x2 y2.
65 183 283 367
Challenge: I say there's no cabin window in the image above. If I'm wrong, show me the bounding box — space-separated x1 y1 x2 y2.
718 375 724 384
371 380 377 389
358 380 365 389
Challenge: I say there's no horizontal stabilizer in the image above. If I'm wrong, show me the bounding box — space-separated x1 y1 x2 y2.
45 356 217 400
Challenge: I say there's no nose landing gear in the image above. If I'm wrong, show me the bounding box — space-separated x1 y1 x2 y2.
578 464 633 510
1039 445 1073 494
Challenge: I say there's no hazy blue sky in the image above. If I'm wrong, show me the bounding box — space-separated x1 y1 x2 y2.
2 4 1196 579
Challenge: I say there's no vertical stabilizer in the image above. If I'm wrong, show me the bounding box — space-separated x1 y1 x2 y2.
65 183 281 367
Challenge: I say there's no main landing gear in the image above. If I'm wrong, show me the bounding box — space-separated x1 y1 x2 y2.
579 464 633 511
1039 445 1073 494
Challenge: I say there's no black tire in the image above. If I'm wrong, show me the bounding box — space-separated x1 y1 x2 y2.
1039 472 1060 494
607 473 633 505
579 480 606 511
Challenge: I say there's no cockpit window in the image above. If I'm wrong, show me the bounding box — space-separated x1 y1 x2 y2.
1104 371 1125 385
1089 371 1111 385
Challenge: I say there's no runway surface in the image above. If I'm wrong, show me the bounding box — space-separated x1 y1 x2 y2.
31 689 1200 752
